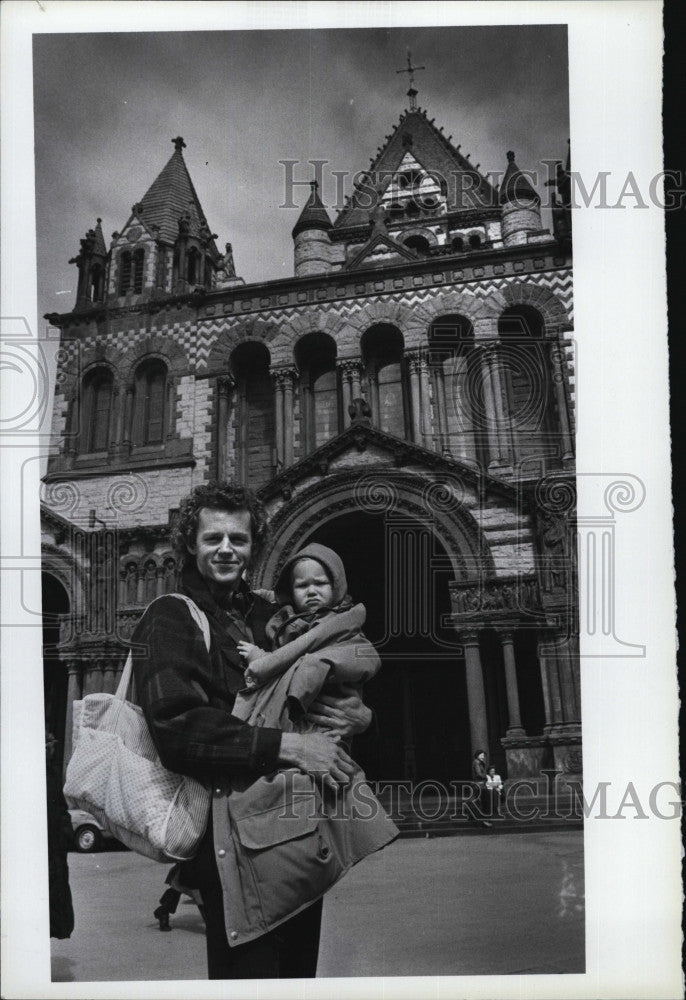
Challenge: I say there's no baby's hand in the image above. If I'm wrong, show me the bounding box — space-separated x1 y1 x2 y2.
236 641 265 664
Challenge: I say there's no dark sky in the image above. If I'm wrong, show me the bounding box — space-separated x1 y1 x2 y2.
33 24 568 320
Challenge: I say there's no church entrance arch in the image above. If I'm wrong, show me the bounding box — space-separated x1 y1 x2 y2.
301 509 472 783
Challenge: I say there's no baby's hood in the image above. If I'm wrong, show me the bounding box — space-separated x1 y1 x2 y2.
273 542 349 606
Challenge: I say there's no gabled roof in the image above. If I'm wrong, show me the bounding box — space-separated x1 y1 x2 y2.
292 181 332 238
333 109 498 230
344 230 419 271
258 420 518 505
130 137 219 253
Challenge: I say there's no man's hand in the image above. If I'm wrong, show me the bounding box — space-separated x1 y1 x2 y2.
278 732 356 792
303 684 372 738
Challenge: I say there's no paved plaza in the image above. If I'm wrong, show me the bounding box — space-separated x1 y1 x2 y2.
51 830 584 983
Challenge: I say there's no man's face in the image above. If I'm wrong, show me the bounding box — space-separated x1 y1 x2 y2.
188 508 253 591
291 557 334 613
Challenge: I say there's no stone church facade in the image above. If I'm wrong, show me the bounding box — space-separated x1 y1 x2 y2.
41 103 579 785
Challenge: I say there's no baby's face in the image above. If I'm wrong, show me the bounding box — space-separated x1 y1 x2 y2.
291 558 334 613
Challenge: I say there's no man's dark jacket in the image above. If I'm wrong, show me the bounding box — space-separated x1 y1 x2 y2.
131 563 283 785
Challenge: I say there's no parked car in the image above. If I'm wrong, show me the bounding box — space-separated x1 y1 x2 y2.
68 809 114 853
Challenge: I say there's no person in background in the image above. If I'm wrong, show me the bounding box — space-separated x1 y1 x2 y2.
46 731 75 939
471 749 492 828
153 864 206 931
485 765 504 818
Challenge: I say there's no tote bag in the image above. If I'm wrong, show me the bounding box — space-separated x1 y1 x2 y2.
63 594 212 863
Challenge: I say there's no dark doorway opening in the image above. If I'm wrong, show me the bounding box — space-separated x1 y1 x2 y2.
42 573 70 771
303 510 472 783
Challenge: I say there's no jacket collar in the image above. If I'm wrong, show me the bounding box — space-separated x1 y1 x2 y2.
180 562 255 621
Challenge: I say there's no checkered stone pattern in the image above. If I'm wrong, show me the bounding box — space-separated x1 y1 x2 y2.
50 391 69 454
190 378 214 486
64 313 199 371
195 267 573 366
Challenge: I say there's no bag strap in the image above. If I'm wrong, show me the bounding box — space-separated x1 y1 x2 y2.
114 594 211 703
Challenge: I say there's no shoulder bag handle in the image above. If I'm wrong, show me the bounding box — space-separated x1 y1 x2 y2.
115 594 211 703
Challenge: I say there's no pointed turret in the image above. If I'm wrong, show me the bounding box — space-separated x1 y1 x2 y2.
69 217 108 310
108 137 224 301
292 181 335 277
499 150 543 247
92 218 107 258
292 180 332 239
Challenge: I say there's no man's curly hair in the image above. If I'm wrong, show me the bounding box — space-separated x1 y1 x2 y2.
172 481 269 567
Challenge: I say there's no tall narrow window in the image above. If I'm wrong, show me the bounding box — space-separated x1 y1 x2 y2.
231 343 274 488
295 332 339 455
312 365 339 449
134 360 167 445
133 249 145 294
118 251 132 295
428 315 478 464
89 264 104 302
187 247 200 285
498 306 553 474
82 368 113 452
362 324 406 439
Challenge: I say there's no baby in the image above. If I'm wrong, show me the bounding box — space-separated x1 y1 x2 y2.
234 542 380 733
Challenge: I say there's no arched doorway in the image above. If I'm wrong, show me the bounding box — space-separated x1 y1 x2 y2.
42 573 70 770
301 510 472 783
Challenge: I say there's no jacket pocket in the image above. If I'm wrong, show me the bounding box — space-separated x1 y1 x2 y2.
229 773 345 929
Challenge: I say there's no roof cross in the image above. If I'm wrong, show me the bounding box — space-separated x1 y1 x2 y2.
396 48 425 111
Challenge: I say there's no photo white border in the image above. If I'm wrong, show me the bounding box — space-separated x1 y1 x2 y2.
1 2 679 998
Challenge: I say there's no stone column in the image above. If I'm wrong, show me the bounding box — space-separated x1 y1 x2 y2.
549 337 575 463
282 367 297 467
338 361 354 422
407 352 423 443
430 362 446 454
538 630 580 727
350 362 362 401
216 376 233 479
418 354 433 447
110 387 122 448
122 387 134 451
460 631 489 757
155 565 165 598
477 345 504 469
367 370 380 425
62 661 82 777
497 628 526 735
166 375 177 441
272 371 285 471
136 567 146 605
486 344 511 463
102 660 117 695
237 380 249 483
65 398 78 457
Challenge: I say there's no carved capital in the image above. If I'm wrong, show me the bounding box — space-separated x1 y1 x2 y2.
272 366 298 388
495 626 515 643
459 629 481 645
337 358 362 379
